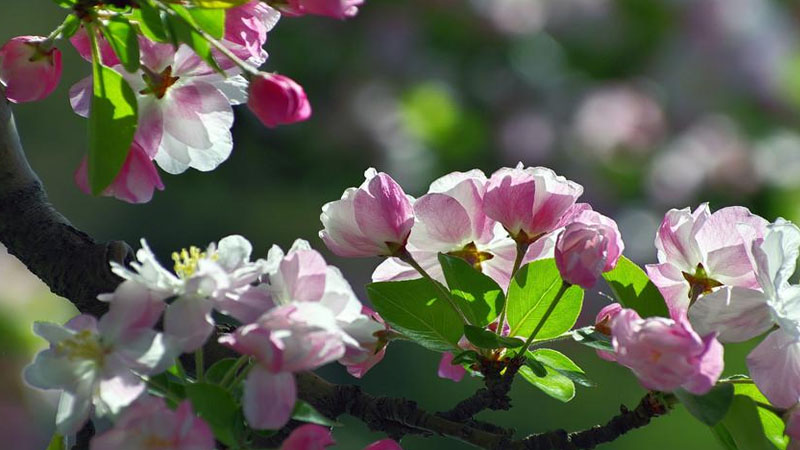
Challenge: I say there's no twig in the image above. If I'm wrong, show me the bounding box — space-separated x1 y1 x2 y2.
438 356 523 422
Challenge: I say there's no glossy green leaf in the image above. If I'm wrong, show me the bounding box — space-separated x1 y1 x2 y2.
166 5 223 72
519 362 575 402
507 259 584 340
530 348 594 388
524 356 547 377
88 61 138 194
602 255 669 318
46 434 64 450
438 253 504 327
675 383 734 426
292 400 341 427
734 384 789 449
716 395 779 450
713 423 740 450
205 357 238 384
51 0 76 8
451 350 480 365
189 7 225 39
133 2 170 43
572 326 614 352
463 324 524 349
61 15 81 39
367 279 463 352
101 17 140 73
185 383 239 445
190 0 251 8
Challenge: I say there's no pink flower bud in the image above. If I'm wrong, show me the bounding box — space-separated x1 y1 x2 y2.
280 424 335 450
437 352 466 382
74 142 165 204
611 308 724 395
283 0 364 19
555 210 623 288
483 164 583 242
320 168 414 257
595 302 622 361
248 73 311 128
0 36 62 103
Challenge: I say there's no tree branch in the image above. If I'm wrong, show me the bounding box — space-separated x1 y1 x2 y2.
0 96 132 318
439 355 523 422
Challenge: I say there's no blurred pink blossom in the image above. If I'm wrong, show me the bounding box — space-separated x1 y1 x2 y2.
0 36 61 103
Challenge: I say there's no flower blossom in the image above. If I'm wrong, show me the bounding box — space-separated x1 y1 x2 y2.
248 73 311 128
23 281 177 434
645 204 767 319
112 235 269 352
280 0 364 20
438 352 466 382
594 302 622 361
320 168 415 258
221 1 281 67
220 240 385 429
611 308 723 394
0 36 61 103
555 210 623 288
90 397 214 450
74 141 165 204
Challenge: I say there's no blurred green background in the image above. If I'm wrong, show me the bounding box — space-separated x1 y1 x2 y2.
2 0 800 448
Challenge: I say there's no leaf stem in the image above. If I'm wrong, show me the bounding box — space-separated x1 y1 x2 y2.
496 240 529 335
219 355 249 388
194 347 204 382
519 281 570 354
227 360 253 389
398 249 470 325
174 357 188 381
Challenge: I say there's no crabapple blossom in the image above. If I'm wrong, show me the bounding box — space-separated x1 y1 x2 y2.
221 1 281 67
280 0 364 20
594 302 622 361
645 204 767 319
555 210 623 288
372 169 558 290
74 142 165 204
248 73 312 128
785 405 800 449
483 164 583 243
0 36 61 103
90 397 214 450
69 27 119 66
338 305 389 378
438 352 466 382
23 281 177 434
611 308 723 394
112 235 269 352
320 168 415 258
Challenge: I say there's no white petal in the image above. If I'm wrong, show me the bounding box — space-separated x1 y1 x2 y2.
688 286 772 342
56 390 92 435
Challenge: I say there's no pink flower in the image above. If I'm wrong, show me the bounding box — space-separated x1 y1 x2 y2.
339 306 389 378
69 27 119 66
280 424 335 450
555 210 623 288
281 0 363 19
611 308 724 394
248 73 311 128
23 281 178 434
786 405 800 446
437 352 466 382
74 142 165 204
747 330 800 409
595 302 622 361
645 204 767 319
0 36 61 103
483 164 583 243
372 170 557 290
320 169 415 258
222 2 280 67
90 397 214 450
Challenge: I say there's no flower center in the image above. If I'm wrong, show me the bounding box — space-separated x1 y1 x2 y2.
682 263 723 304
140 66 180 99
55 330 106 364
447 242 494 271
172 246 218 279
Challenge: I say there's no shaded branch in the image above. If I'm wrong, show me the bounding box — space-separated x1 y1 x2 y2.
439 355 523 422
0 96 131 318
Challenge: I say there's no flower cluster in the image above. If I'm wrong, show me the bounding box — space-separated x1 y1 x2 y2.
0 0 364 204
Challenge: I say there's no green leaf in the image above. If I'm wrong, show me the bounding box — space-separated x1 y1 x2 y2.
713 423 740 450
189 8 226 40
519 362 575 403
101 17 140 73
166 5 223 72
51 0 76 8
88 61 138 194
189 0 251 8
205 357 238 384
506 259 584 340
133 2 170 43
46 434 64 450
292 400 341 427
451 350 480 365
734 384 789 449
530 348 594 388
716 395 779 450
524 357 547 377
61 15 81 39
463 324 524 349
185 383 239 446
438 253 504 327
367 279 463 352
572 326 614 352
675 384 734 426
602 255 669 318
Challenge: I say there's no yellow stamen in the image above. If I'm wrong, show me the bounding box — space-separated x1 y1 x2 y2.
55 330 106 364
171 246 218 279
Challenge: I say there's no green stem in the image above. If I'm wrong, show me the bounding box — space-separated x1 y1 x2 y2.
526 330 577 349
195 348 204 382
174 357 188 381
149 0 260 76
719 378 755 385
219 355 249 387
519 282 570 354
227 361 253 389
398 249 470 325
496 240 530 335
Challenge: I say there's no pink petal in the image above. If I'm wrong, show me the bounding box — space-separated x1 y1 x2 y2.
747 330 800 408
244 368 297 430
437 352 466 382
280 424 335 450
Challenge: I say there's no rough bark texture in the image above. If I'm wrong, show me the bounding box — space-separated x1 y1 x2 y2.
439 355 523 422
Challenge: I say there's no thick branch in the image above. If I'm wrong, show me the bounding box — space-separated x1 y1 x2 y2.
0 97 131 317
439 356 523 422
